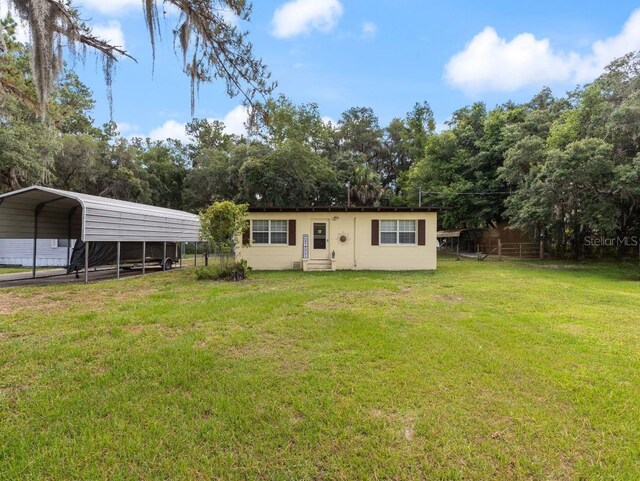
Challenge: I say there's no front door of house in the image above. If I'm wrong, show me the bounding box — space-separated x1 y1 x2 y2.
311 220 329 259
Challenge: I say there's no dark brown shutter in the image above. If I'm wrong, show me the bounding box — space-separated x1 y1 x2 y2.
288 219 296 246
371 219 379 246
418 219 426 246
242 220 250 245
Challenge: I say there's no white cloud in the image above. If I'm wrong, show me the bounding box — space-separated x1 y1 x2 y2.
445 8 640 93
271 0 343 39
445 27 578 92
146 106 249 142
116 121 139 136
220 7 239 28
221 105 249 136
91 20 126 49
321 116 335 126
361 21 377 40
75 0 139 15
575 9 640 82
149 120 189 143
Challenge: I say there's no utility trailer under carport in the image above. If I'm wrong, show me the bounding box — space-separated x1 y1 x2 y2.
0 186 201 283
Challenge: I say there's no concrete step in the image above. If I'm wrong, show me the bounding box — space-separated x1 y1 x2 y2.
306 259 332 272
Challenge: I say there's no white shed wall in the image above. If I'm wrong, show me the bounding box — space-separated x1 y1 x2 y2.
0 239 75 267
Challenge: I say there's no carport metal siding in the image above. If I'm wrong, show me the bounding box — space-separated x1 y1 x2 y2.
0 186 201 242
83 207 200 242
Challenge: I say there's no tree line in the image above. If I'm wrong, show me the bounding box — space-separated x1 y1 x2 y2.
2 19 639 257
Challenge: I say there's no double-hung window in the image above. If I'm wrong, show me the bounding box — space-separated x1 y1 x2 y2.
51 239 70 248
252 220 288 245
380 220 416 245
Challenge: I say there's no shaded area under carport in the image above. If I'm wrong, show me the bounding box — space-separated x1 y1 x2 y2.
0 265 175 288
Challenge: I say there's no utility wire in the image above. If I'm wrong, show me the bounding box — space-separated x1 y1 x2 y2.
420 191 511 196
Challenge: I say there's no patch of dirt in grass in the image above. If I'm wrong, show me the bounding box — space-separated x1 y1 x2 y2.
304 290 371 310
404 421 415 441
528 264 589 270
124 324 146 335
556 323 589 337
223 336 309 373
0 287 158 316
369 408 417 442
290 412 305 425
305 287 424 311
433 294 464 303
0 383 30 397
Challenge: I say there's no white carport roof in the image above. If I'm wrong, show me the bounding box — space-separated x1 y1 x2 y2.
0 186 201 242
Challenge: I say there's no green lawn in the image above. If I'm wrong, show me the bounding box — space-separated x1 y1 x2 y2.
0 267 58 275
0 267 32 274
1 258 639 480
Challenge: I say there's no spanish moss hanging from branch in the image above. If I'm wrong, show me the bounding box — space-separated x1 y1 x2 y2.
1 0 275 120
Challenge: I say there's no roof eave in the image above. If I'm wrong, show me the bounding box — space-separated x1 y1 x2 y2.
247 206 447 213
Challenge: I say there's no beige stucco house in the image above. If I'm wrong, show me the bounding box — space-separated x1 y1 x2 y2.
237 207 442 271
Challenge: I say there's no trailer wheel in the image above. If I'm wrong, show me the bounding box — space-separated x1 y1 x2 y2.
164 258 173 271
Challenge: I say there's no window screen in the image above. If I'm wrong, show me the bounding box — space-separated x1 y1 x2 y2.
252 220 288 245
380 220 416 244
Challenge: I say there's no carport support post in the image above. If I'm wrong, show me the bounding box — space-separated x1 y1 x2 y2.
194 241 198 267
67 206 76 270
32 205 42 279
142 241 146 275
84 241 89 284
116 241 121 279
32 228 37 279
163 241 167 271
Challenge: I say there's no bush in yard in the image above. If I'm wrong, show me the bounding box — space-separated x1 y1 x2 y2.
199 201 249 271
194 260 252 281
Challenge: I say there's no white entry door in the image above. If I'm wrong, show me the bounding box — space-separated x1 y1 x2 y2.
311 220 329 259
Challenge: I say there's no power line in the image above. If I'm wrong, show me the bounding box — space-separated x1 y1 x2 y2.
420 190 511 196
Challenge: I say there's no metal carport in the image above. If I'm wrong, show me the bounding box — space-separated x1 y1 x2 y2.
0 186 201 283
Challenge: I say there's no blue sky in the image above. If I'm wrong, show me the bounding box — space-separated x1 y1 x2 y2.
6 0 640 140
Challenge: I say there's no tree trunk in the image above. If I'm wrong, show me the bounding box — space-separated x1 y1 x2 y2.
8 168 21 190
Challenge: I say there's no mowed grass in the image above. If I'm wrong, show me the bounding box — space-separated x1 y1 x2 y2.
0 267 58 275
1 258 639 480
0 267 33 274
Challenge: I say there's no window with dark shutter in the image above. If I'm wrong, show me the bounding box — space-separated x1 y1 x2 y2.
418 219 426 246
288 220 296 246
371 219 379 246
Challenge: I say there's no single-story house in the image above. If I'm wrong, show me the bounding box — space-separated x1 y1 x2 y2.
237 206 443 271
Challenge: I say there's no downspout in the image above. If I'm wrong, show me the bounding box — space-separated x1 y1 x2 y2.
353 216 357 269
